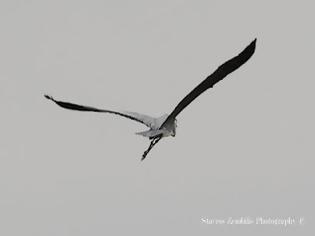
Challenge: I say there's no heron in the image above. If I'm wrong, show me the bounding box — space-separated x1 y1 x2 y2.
45 39 256 160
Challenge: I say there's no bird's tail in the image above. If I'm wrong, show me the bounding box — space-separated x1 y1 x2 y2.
136 129 164 138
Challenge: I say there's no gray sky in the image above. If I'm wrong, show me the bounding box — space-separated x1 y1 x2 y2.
1 0 314 235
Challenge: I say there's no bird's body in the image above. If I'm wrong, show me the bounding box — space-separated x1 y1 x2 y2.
45 39 256 160
133 114 175 138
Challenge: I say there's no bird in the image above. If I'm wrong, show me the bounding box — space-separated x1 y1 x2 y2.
45 38 256 160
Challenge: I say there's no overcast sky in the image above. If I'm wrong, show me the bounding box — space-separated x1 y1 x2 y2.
1 0 314 235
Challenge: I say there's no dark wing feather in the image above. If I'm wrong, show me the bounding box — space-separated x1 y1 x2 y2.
161 39 256 128
44 95 150 127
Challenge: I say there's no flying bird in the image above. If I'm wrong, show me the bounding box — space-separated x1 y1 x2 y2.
45 39 256 160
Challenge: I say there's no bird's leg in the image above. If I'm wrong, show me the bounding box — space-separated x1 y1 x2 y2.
141 136 162 161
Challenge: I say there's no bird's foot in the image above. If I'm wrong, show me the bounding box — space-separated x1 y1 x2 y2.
141 136 162 161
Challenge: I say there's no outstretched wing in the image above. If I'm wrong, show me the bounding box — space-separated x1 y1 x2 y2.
44 95 155 128
161 39 256 128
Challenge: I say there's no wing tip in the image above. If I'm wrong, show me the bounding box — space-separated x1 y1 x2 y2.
249 38 257 52
44 94 54 102
239 38 257 62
